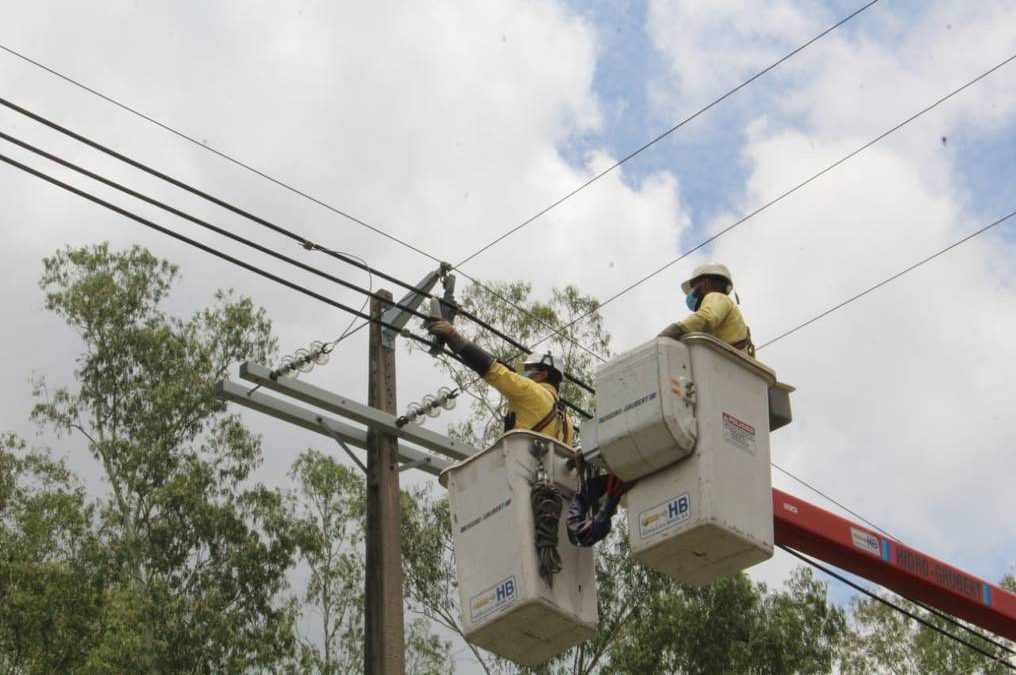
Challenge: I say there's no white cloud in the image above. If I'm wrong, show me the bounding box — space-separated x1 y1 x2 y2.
648 0 817 102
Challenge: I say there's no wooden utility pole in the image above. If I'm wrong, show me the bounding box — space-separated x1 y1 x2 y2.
365 289 405 675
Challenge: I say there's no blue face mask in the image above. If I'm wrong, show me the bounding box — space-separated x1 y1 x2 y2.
685 289 701 311
520 370 531 379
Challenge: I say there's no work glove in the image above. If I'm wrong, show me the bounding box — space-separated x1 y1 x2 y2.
425 319 494 375
426 319 466 351
658 323 687 341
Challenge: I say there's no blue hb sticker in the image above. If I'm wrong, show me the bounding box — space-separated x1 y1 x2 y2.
470 576 518 623
639 493 691 539
496 578 515 602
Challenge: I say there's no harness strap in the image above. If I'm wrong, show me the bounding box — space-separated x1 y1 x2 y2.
732 326 756 357
531 397 559 434
531 393 571 444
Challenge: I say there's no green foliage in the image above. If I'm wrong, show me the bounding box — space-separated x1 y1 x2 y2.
401 488 465 663
289 449 367 674
402 483 850 675
26 243 300 672
0 434 105 673
289 449 453 674
602 566 847 675
839 585 1015 675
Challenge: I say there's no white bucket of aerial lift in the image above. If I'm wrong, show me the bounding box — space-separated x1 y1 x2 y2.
439 430 597 667
623 334 779 586
580 337 699 482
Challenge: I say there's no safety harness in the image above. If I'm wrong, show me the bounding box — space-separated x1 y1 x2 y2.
732 326 757 358
504 391 572 445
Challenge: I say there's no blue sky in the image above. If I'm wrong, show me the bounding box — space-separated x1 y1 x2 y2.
563 0 751 229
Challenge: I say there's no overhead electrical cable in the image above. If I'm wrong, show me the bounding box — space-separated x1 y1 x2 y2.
6 56 1004 632
0 151 440 350
0 99 597 394
322 249 373 350
0 96 426 279
0 54 612 371
780 546 1016 670
0 44 442 264
522 50 1016 354
0 132 437 324
771 462 900 542
774 464 1016 654
756 208 1016 350
11 140 1008 654
0 146 593 418
452 0 883 268
8 30 996 551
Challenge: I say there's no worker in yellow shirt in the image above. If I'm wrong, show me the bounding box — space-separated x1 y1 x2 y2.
658 262 755 356
425 320 572 444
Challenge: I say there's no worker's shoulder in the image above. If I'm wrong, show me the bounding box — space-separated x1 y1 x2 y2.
703 291 736 309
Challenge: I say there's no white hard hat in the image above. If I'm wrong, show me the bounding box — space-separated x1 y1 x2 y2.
523 351 563 376
681 262 734 294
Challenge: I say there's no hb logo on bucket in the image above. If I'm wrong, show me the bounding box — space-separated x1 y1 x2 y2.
639 493 691 539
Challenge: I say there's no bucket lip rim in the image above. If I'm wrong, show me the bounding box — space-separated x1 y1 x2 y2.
677 333 779 386
439 429 578 486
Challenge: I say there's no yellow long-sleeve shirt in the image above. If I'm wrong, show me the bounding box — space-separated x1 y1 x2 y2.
483 362 572 444
678 292 751 352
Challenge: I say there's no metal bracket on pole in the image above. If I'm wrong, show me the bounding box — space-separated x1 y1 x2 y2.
380 262 451 351
238 361 477 461
399 457 432 473
215 378 452 476
318 416 368 473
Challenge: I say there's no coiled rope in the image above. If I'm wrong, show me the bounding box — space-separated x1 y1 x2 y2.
530 441 564 585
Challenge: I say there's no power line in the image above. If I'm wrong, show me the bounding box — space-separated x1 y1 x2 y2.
8 74 1006 651
771 463 900 542
8 34 992 628
0 99 598 394
7 30 996 579
0 150 438 351
0 53 612 372
453 0 883 268
0 131 436 324
0 44 442 264
772 461 1016 649
0 96 423 281
523 50 1016 354
0 145 595 419
757 208 1016 350
779 546 1016 670
13 133 1009 659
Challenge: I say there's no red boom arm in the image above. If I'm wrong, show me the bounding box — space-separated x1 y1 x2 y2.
772 488 1016 641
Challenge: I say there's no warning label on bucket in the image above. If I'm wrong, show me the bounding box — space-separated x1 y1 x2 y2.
722 412 756 455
